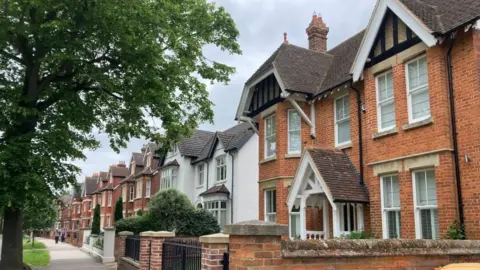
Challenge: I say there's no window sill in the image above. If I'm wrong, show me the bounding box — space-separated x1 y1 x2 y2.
284 153 301 159
336 143 352 150
260 155 277 164
196 185 204 189
403 117 433 131
215 180 227 185
372 128 398 139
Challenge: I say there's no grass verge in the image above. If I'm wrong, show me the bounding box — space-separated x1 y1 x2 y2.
23 239 47 250
23 249 50 267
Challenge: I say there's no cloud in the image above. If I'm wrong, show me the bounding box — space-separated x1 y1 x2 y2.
74 0 376 182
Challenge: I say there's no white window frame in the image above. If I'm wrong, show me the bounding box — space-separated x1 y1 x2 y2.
380 174 401 239
287 109 301 154
339 203 363 234
413 169 439 239
88 201 92 211
264 189 276 222
122 185 127 201
107 191 112 207
405 55 430 123
145 179 151 198
215 156 227 183
101 192 106 206
197 164 205 187
129 183 134 202
334 94 351 147
161 168 177 189
375 70 396 132
264 114 276 158
289 204 301 239
205 201 228 230
136 179 142 199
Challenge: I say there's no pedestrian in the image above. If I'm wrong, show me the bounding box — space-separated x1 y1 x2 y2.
54 230 59 244
60 230 65 243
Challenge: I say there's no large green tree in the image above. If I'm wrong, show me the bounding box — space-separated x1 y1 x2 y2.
0 0 240 268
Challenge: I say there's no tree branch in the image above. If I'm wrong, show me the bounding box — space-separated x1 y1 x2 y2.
0 50 26 65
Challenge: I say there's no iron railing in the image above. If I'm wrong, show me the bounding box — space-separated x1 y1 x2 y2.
125 237 140 261
162 238 201 270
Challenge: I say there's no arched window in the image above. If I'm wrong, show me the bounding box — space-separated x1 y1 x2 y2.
196 203 203 209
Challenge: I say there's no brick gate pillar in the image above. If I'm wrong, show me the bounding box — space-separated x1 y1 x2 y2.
223 220 288 269
200 233 229 269
115 231 133 262
139 231 175 270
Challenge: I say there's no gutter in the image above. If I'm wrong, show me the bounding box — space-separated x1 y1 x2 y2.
446 31 465 232
350 84 365 186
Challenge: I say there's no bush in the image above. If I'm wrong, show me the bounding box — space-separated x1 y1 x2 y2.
91 204 101 234
114 197 123 222
340 231 377 239
115 189 220 236
136 209 143 216
444 220 465 239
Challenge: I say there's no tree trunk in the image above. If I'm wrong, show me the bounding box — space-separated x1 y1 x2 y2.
0 207 24 270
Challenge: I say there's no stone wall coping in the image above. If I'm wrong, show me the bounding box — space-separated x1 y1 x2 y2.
139 231 175 237
103 227 115 231
121 257 140 268
282 239 480 258
118 231 134 236
223 220 288 236
199 233 230 244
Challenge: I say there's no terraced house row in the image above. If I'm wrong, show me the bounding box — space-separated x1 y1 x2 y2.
55 122 258 238
235 0 480 240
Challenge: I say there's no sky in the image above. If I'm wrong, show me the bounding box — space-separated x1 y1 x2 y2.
73 0 377 182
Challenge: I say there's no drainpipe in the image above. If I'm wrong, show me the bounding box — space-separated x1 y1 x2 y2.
350 85 364 185
205 160 209 196
446 31 465 230
228 152 235 224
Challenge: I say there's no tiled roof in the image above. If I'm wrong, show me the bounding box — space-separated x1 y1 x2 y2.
135 158 160 177
199 184 230 196
132 152 145 166
99 184 113 192
178 130 215 157
59 194 72 205
98 171 108 181
85 177 97 195
72 184 82 200
192 123 255 164
307 148 369 203
111 165 129 177
162 159 179 168
399 0 480 34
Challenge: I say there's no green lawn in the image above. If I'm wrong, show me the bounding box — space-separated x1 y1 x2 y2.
23 239 47 250
23 249 50 267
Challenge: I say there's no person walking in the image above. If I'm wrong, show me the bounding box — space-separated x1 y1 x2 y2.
60 230 66 243
54 230 59 244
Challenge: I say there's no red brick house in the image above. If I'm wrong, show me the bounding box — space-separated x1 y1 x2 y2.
80 176 96 229
236 0 480 239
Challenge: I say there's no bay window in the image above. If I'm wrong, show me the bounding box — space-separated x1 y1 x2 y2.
264 114 276 158
146 179 151 198
205 201 228 230
161 168 177 189
335 95 351 146
406 55 430 123
414 169 439 239
265 189 276 222
216 156 227 183
381 175 401 238
129 183 134 201
108 191 112 207
376 71 395 131
136 179 142 199
288 110 301 154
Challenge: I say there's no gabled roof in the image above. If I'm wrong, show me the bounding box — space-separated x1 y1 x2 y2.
132 152 145 166
178 130 216 157
162 159 179 168
199 184 230 196
110 165 129 177
191 122 255 164
84 176 97 196
98 171 108 182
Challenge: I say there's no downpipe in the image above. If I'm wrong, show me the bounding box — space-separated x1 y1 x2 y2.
350 85 364 186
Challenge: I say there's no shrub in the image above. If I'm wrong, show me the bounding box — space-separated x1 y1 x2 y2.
444 220 465 239
115 215 151 234
114 197 123 222
340 231 377 239
176 209 220 236
91 204 101 235
136 209 143 216
148 189 195 232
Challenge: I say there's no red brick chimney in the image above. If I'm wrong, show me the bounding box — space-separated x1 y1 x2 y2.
306 12 329 52
117 161 126 167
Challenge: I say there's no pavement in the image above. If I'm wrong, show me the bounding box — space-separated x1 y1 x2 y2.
36 238 109 270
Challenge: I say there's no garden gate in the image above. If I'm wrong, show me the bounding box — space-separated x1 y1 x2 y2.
162 238 201 270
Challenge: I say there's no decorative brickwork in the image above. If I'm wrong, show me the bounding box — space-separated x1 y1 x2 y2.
116 231 133 262
200 233 229 270
139 231 175 270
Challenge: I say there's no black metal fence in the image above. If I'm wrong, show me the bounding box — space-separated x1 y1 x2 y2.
125 236 140 261
221 252 229 270
162 238 201 270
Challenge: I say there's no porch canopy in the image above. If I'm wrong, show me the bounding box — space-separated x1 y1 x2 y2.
287 148 369 239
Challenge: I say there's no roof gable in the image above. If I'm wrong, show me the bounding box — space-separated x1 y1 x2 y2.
351 0 438 82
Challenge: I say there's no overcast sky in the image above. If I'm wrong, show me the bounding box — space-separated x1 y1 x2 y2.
73 0 377 182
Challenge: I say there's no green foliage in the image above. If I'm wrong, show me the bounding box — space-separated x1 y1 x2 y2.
114 197 123 222
444 220 465 240
23 196 57 231
136 209 143 217
91 204 101 235
23 240 46 250
340 231 377 239
116 190 220 236
23 250 50 267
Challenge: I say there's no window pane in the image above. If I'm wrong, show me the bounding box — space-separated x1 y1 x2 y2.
392 176 400 208
411 88 430 119
289 131 301 153
335 98 344 120
387 211 399 238
220 210 227 228
383 177 392 208
420 209 433 239
379 75 387 101
337 120 351 144
416 171 427 206
386 72 393 98
433 209 439 240
380 102 395 129
290 212 301 238
418 57 428 86
408 61 419 89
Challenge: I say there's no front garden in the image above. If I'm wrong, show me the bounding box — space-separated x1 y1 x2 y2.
22 238 50 267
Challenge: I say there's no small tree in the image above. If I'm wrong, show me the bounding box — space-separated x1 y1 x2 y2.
148 189 195 232
114 197 123 222
91 204 101 235
136 209 143 216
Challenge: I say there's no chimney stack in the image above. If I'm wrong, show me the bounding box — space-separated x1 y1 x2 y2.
306 12 329 52
117 161 126 167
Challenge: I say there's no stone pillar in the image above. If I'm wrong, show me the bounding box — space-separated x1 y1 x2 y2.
223 220 288 269
103 227 116 263
115 231 133 262
199 233 229 270
82 228 91 248
139 231 175 270
89 234 98 249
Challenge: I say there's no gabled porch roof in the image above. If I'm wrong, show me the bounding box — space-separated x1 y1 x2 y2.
287 148 369 210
